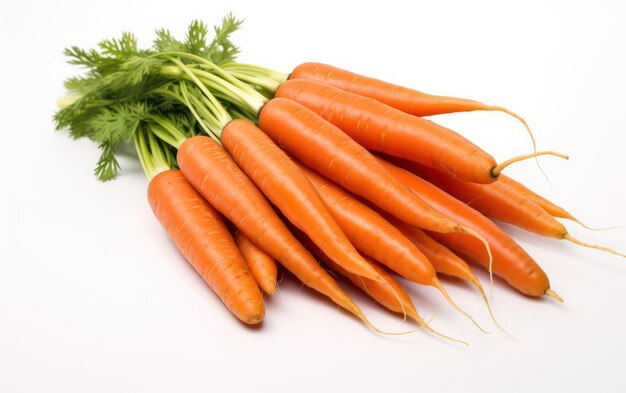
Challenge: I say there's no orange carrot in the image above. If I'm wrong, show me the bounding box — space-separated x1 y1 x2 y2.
148 170 264 324
258 98 490 256
276 79 549 184
234 230 278 295
222 119 383 282
295 161 488 332
411 162 568 238
377 157 561 301
290 62 531 121
408 162 626 257
499 174 575 220
176 135 369 321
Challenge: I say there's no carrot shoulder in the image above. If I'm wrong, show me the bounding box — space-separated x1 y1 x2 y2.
148 170 264 324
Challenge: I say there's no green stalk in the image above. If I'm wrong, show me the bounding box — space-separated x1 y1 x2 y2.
166 57 231 125
161 61 267 115
224 71 281 93
149 117 188 148
147 129 170 175
179 81 223 140
220 62 289 83
134 127 157 180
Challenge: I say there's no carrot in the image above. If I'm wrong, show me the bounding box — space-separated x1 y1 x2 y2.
499 175 622 231
294 229 467 344
221 119 383 282
148 170 264 324
258 98 491 257
290 62 532 122
276 79 559 184
377 157 561 301
296 161 487 331
411 162 568 238
176 135 370 323
408 163 626 257
234 230 278 295
499 174 572 219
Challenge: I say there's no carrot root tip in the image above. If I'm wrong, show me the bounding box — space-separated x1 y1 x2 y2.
571 218 626 232
545 289 564 303
473 280 515 339
434 281 491 334
565 234 626 258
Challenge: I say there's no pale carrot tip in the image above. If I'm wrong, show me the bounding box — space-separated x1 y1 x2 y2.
413 311 469 346
473 280 514 339
357 311 421 336
571 217 626 231
564 234 626 258
245 314 265 324
434 280 491 334
545 289 564 303
491 151 569 177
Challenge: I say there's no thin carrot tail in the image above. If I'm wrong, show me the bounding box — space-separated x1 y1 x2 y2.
488 105 552 185
411 311 469 346
433 280 491 334
455 225 494 298
471 279 514 339
347 301 421 336
491 151 569 178
564 234 626 258
570 217 626 231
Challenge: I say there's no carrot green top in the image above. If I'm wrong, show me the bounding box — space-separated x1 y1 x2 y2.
54 15 284 181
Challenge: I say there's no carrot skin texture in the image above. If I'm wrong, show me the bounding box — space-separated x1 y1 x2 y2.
148 170 264 324
296 163 437 286
258 98 473 237
378 158 551 297
499 174 572 219
275 79 497 183
222 119 382 281
177 136 363 316
409 162 568 238
291 62 499 117
234 230 278 295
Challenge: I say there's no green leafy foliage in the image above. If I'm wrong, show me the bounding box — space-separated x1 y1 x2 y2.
55 15 244 180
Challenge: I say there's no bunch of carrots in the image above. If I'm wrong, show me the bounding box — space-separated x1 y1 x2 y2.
55 16 623 341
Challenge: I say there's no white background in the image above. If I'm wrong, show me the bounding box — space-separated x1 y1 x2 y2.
1 1 625 392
